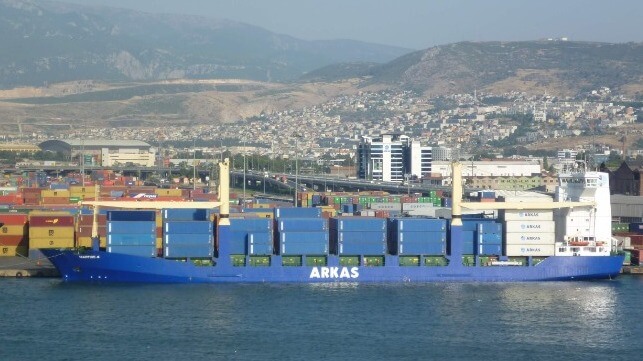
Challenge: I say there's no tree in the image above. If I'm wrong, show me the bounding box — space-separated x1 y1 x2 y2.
542 156 549 170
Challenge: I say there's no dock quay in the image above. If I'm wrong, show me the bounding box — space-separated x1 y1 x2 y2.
0 256 59 278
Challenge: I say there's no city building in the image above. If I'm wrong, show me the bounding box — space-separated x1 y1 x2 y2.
357 134 409 182
407 140 432 180
39 139 155 167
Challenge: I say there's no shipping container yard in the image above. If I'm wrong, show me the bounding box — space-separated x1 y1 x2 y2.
0 161 638 281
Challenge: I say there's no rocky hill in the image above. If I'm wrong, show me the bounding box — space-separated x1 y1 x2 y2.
0 0 411 88
304 41 643 98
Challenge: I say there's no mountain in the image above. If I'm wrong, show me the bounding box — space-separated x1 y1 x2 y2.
0 0 411 88
303 41 643 97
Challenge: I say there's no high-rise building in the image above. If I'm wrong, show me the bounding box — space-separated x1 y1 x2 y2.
358 134 432 182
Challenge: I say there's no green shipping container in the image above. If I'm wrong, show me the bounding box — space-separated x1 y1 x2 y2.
622 250 631 266
424 256 448 266
249 256 270 267
305 256 327 266
282 256 302 267
462 255 475 266
340 256 359 267
231 255 246 267
399 256 420 267
364 256 384 266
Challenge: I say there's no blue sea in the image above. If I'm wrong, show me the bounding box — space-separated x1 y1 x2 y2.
1 277 641 361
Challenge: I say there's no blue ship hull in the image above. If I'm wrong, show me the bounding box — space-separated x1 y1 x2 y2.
40 248 624 283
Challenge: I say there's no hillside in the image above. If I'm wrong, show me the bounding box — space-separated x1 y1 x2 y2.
0 0 411 88
304 41 643 98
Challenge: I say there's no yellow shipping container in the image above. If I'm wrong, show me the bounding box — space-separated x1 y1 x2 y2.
70 186 96 195
69 193 94 199
29 227 75 239
250 212 273 219
28 238 75 249
1 225 28 236
155 188 183 197
75 236 106 248
156 237 162 249
252 204 272 209
0 246 28 257
41 189 71 198
28 210 73 216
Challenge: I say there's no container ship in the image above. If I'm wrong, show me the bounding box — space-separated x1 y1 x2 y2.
32 161 624 283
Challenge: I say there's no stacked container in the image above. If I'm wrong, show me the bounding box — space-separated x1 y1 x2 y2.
330 217 387 255
21 188 42 205
163 209 214 258
41 189 71 205
106 211 156 257
476 222 503 255
276 217 329 256
70 185 96 202
76 214 107 248
0 213 29 256
28 212 75 249
229 218 274 255
502 210 555 256
388 218 447 255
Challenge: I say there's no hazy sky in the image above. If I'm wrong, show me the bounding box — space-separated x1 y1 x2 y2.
56 0 642 49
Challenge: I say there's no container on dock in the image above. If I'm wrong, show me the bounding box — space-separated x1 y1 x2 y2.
629 223 643 234
28 215 75 227
29 238 75 249
0 245 28 257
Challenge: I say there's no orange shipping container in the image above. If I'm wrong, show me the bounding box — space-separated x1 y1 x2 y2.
41 197 71 205
0 214 29 225
0 235 28 247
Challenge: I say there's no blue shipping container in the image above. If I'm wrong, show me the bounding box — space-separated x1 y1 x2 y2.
248 232 273 245
398 241 446 255
338 241 386 255
247 238 273 255
277 218 328 232
107 245 156 257
274 207 322 218
107 221 156 234
629 223 643 234
477 222 503 234
162 209 212 221
330 217 387 232
164 233 213 246
397 231 446 243
229 218 273 232
478 244 502 255
227 231 250 254
461 220 497 232
107 233 156 246
477 233 502 244
164 221 213 234
107 210 156 222
461 240 475 254
165 244 213 258
337 231 387 243
280 232 329 255
390 218 447 232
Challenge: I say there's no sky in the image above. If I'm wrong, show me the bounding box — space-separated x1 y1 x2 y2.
55 0 642 50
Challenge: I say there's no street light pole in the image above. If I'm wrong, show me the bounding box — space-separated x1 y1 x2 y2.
193 139 196 191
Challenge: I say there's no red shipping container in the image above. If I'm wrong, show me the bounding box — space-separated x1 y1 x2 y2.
78 215 107 226
0 235 28 246
77 226 107 237
41 197 71 205
630 235 643 247
29 215 75 227
21 187 43 195
0 214 29 225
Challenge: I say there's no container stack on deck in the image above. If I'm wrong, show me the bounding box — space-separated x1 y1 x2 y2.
163 209 214 259
106 211 156 257
330 217 387 266
501 209 555 257
275 207 328 266
228 218 274 265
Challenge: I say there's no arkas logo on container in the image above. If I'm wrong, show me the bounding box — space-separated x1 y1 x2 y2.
309 267 359 279
521 224 541 229
45 219 59 224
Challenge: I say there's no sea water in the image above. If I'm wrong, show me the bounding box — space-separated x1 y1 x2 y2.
1 277 641 361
